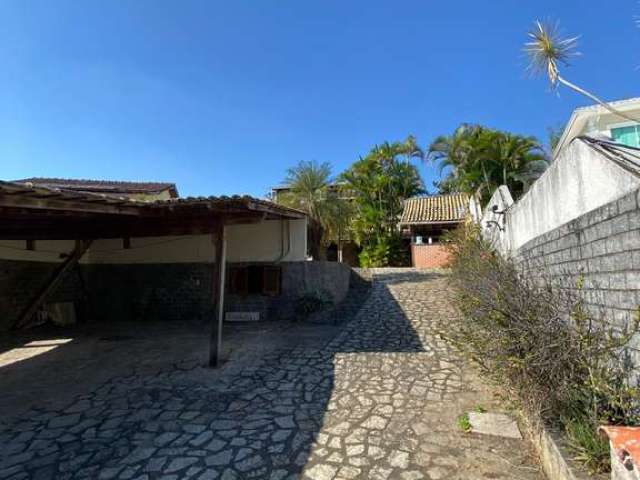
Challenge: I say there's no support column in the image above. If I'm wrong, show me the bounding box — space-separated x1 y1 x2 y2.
209 223 227 368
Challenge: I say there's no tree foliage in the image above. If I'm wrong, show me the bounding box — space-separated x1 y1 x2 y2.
429 124 548 202
341 135 424 267
276 160 349 259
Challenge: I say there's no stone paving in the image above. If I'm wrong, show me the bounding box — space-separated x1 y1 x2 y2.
0 269 542 479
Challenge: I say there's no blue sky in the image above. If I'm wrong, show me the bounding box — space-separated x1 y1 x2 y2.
1 1 639 197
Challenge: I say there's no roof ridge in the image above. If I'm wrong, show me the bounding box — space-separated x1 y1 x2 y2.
15 177 176 187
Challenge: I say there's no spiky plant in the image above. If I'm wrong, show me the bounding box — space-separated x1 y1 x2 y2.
525 20 638 123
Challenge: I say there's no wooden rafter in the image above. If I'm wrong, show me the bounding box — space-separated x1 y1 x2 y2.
12 240 93 330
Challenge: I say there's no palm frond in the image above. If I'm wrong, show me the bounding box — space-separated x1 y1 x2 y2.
524 20 580 84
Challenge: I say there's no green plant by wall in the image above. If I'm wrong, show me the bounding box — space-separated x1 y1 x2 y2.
294 289 333 321
442 223 640 473
457 412 472 432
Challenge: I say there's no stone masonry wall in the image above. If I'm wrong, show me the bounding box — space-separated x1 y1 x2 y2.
225 261 352 321
84 263 214 324
517 187 640 356
0 260 351 330
0 261 214 331
0 259 86 331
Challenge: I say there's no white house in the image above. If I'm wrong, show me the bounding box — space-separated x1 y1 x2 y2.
554 97 640 158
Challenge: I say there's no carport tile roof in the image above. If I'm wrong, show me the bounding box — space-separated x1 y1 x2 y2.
400 193 469 224
0 180 306 219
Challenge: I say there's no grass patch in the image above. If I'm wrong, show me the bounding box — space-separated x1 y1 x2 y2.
457 412 472 432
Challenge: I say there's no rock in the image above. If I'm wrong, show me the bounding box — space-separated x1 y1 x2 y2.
305 464 338 480
388 450 409 469
205 450 233 467
48 414 80 429
164 457 199 473
467 412 522 439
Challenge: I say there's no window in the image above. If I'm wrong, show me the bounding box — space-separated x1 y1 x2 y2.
611 125 640 148
227 265 281 296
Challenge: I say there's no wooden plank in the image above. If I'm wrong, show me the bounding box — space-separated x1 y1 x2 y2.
209 223 227 367
0 194 141 215
13 240 93 330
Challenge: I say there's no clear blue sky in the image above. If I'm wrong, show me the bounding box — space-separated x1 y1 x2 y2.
1 1 638 197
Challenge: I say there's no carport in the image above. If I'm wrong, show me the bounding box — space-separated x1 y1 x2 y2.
0 180 306 367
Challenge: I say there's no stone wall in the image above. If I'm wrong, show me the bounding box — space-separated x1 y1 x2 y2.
517 187 640 356
0 259 352 330
84 263 214 323
0 259 86 331
225 261 352 321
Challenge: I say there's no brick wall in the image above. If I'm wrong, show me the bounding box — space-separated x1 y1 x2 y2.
517 187 640 360
411 244 451 269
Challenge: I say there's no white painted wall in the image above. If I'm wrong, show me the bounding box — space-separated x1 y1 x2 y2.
226 218 307 262
88 236 214 264
0 218 308 264
481 138 640 254
554 98 640 157
0 240 77 263
480 186 514 254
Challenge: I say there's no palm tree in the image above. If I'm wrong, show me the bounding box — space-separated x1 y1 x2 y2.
276 160 342 260
525 20 638 123
428 126 548 201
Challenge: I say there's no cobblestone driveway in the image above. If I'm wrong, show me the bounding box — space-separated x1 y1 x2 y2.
0 270 541 480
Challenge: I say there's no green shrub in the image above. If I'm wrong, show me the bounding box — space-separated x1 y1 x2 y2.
359 234 409 267
294 290 333 321
442 224 640 473
457 412 472 432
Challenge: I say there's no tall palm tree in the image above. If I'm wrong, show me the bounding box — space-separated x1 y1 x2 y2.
276 160 341 260
525 20 638 123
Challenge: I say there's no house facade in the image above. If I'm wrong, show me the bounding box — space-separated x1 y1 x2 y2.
400 193 470 268
554 97 640 157
271 182 360 266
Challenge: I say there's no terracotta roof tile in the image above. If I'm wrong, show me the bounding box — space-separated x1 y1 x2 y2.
400 193 469 224
14 177 178 197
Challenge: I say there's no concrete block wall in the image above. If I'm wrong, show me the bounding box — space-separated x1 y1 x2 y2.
517 187 640 358
410 244 451 269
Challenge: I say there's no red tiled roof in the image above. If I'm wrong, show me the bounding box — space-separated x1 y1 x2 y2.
14 178 178 198
400 193 469 224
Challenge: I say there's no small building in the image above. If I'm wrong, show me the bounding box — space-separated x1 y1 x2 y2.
0 179 353 367
14 177 179 201
554 97 640 157
400 193 469 268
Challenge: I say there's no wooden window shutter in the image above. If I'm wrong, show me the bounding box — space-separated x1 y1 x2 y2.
229 267 249 296
262 266 281 296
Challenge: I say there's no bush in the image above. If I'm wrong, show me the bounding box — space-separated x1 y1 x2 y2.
294 290 333 321
359 234 409 267
443 224 640 473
